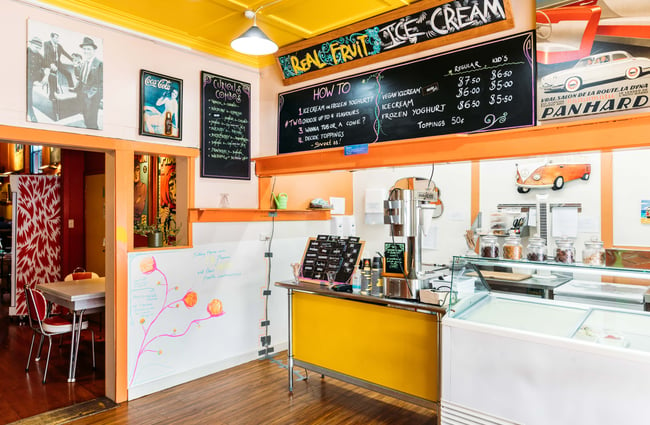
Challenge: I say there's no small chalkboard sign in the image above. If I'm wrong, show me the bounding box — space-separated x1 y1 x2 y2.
384 242 407 277
300 235 364 284
278 31 535 154
200 71 251 179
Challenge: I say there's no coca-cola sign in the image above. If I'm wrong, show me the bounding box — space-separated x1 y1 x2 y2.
139 70 183 141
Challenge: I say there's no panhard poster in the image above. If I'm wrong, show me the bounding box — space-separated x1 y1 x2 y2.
535 1 650 122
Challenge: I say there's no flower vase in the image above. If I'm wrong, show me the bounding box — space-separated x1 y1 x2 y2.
147 230 163 248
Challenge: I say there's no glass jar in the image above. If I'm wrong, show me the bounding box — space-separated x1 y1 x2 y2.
526 237 547 262
555 238 576 264
503 234 523 260
583 238 605 265
480 235 499 258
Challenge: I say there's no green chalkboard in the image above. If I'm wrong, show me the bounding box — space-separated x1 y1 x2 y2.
384 242 406 276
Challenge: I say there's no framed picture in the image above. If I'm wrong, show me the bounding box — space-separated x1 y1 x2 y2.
139 70 182 140
27 20 104 129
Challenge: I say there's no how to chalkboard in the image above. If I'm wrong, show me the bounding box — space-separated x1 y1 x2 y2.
278 31 535 154
201 71 251 179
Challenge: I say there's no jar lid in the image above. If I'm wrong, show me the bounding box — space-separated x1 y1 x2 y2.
556 237 575 248
528 237 546 246
584 239 604 248
482 234 498 242
505 235 521 243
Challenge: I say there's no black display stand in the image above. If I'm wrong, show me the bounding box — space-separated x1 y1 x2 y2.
299 235 364 284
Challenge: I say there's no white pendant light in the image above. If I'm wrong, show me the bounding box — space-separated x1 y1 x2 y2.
231 9 278 56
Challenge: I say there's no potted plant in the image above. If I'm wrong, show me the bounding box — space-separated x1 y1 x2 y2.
134 220 164 248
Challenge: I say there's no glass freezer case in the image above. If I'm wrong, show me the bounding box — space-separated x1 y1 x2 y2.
448 255 650 352
441 256 650 424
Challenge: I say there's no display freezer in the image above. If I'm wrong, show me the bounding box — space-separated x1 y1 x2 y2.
441 257 650 425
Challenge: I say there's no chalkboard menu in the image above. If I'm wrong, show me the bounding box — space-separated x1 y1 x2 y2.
300 235 364 284
201 71 251 179
278 31 535 154
383 242 407 276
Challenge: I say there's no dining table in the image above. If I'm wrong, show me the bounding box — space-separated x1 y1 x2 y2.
36 277 105 382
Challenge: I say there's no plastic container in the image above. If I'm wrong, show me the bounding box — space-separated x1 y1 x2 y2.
583 238 605 265
480 235 500 258
555 238 576 264
526 237 547 262
503 234 523 260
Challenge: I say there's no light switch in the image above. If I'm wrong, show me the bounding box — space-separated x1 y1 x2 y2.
68 219 74 229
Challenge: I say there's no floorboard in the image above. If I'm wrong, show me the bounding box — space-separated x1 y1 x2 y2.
68 352 437 425
2 294 437 424
0 296 105 425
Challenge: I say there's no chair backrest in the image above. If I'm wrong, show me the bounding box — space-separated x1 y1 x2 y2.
64 271 100 281
25 287 47 329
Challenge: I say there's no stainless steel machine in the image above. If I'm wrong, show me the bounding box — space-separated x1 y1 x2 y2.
383 177 444 300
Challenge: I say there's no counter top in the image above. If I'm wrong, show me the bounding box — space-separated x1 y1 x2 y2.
275 280 446 315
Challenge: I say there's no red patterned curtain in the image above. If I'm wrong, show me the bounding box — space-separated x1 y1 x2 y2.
11 175 62 316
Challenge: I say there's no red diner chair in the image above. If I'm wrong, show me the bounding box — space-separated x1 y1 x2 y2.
24 286 95 384
64 267 100 281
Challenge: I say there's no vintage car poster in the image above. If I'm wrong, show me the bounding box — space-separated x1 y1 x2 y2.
535 1 650 122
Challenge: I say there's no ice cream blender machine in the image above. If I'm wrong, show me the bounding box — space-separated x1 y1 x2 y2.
383 177 444 300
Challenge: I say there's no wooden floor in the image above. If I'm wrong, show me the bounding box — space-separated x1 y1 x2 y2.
69 351 436 425
0 295 105 424
2 294 436 424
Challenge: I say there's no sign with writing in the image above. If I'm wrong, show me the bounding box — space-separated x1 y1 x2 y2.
383 242 407 276
278 31 535 154
200 71 251 179
300 235 363 284
276 0 513 82
536 2 650 122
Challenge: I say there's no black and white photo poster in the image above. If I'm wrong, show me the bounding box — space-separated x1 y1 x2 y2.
27 20 104 130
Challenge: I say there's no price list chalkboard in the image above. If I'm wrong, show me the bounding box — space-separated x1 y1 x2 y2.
300 235 364 284
201 71 251 179
278 31 535 154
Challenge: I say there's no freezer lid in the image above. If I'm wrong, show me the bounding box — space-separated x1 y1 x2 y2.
554 280 648 304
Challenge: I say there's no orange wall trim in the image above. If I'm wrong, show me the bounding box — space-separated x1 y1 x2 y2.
600 151 613 248
0 124 199 158
258 172 353 214
189 208 331 222
254 113 650 176
471 161 480 227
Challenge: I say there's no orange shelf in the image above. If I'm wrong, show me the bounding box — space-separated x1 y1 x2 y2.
253 113 650 177
189 208 331 223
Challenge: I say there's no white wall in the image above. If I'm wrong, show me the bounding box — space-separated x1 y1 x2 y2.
353 163 472 265
128 219 329 399
613 148 650 247
480 152 602 260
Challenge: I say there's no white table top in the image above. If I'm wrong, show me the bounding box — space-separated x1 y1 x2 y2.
36 277 105 311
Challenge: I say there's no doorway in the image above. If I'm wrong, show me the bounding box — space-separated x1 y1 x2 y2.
0 144 106 422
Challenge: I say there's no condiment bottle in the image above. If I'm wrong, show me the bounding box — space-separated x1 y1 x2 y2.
555 237 576 264
371 256 383 296
361 258 371 295
479 234 499 258
503 233 523 260
583 237 605 266
526 237 547 262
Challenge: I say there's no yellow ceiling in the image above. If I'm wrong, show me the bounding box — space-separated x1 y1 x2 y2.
38 0 420 68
